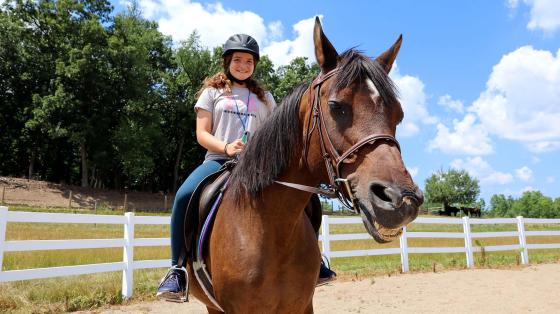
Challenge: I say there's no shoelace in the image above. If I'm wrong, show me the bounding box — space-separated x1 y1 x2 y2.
160 271 180 288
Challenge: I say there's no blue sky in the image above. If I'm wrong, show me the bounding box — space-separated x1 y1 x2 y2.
113 0 560 205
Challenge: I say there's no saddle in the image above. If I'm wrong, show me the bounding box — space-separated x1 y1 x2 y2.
183 160 236 262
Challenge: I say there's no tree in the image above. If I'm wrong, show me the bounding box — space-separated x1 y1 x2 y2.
489 194 514 217
554 197 560 217
253 55 278 91
159 32 217 192
20 0 114 187
424 169 480 208
108 4 172 189
489 191 559 218
0 6 32 177
511 191 555 218
273 57 319 102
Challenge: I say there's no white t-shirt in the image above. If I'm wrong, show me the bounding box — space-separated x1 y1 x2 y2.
195 86 277 160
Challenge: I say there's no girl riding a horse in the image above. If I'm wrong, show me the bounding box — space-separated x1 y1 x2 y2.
156 34 336 301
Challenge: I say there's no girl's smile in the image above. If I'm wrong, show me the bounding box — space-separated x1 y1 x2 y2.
229 51 255 82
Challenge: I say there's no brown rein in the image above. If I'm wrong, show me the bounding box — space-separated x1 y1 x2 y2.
275 68 401 213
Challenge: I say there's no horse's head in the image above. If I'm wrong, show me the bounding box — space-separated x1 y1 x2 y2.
311 18 423 243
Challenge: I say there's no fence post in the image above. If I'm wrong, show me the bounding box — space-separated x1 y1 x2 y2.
399 226 409 273
462 216 474 268
517 216 529 264
0 206 8 275
321 215 331 263
122 212 135 299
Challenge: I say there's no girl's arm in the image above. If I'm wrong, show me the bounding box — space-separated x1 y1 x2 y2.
196 109 244 156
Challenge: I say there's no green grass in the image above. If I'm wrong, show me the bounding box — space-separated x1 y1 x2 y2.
1 207 560 313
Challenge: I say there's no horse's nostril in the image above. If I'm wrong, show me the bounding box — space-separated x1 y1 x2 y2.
370 183 392 203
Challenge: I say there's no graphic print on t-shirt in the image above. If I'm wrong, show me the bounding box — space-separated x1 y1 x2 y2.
224 97 235 111
247 94 257 113
223 94 257 124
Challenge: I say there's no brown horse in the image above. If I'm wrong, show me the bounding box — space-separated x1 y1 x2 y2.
186 17 423 313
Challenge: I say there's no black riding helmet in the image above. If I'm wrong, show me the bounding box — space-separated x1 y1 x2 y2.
222 34 260 61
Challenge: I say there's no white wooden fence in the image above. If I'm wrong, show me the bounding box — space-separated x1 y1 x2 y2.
1 206 560 299
320 215 560 272
0 206 169 298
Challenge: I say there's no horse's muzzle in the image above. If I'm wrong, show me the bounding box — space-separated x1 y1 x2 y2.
368 180 423 229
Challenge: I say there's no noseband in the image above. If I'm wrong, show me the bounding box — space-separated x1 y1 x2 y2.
275 68 401 213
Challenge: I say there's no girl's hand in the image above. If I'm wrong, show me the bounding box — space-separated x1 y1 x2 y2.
225 139 245 156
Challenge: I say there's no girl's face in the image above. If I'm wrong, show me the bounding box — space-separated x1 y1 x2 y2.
229 52 255 81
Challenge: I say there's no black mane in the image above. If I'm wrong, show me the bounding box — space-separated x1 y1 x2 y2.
229 82 309 199
229 49 398 200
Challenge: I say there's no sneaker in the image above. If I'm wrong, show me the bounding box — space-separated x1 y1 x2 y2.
317 259 337 286
156 266 187 302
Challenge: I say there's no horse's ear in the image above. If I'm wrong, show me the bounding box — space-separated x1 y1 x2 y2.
375 34 402 73
314 17 338 73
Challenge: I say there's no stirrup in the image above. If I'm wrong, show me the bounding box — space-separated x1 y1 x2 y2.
156 266 189 302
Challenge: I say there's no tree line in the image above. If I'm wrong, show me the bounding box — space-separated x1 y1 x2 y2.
424 169 560 218
0 0 319 192
488 191 560 218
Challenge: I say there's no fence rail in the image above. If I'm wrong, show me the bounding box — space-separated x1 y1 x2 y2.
319 215 560 272
1 206 560 299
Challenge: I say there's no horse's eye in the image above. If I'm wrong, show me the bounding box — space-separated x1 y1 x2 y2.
328 100 346 114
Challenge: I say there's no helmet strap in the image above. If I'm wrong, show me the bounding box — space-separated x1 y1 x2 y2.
226 72 250 85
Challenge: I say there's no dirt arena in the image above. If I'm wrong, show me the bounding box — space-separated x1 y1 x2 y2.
0 176 169 210
87 263 559 313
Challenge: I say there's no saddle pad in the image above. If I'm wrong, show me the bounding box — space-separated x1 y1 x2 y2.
183 161 234 259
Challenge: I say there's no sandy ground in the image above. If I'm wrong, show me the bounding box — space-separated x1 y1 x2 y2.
84 263 559 314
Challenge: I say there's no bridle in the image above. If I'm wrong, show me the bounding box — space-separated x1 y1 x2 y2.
275 67 401 213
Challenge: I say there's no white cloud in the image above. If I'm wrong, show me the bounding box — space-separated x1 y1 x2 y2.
428 114 493 155
267 21 284 41
526 0 560 34
408 167 419 178
450 157 513 185
135 0 308 66
521 186 537 193
262 17 316 67
527 141 560 153
438 94 464 113
546 176 556 183
469 46 560 153
398 122 420 136
391 64 437 137
156 1 268 49
507 0 520 9
138 0 160 19
515 166 534 182
508 0 560 34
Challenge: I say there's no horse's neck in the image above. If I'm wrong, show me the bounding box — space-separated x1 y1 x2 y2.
235 115 328 232
241 165 319 234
